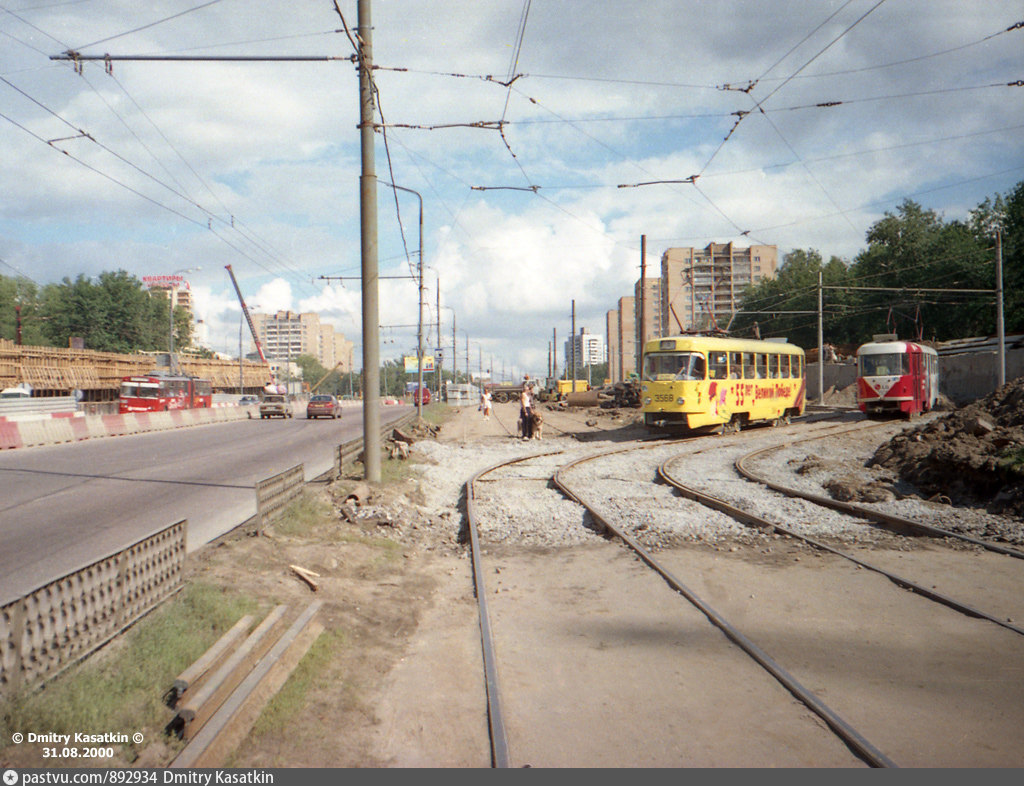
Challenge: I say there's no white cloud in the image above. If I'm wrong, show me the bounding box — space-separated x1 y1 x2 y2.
2 0 1022 375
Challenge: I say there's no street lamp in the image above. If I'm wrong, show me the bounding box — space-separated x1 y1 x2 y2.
441 305 456 399
460 329 470 393
382 182 424 418
168 266 201 372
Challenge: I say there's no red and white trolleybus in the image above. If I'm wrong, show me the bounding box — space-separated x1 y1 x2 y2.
119 373 213 413
856 335 938 419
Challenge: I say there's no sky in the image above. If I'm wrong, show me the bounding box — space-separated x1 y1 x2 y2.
1 0 1022 381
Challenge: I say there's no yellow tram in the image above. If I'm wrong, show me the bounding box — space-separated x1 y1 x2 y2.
640 335 806 431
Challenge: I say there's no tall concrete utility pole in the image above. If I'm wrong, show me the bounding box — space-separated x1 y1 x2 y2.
571 300 577 392
997 230 1005 387
436 283 442 398
553 328 557 380
639 234 646 376
358 0 381 482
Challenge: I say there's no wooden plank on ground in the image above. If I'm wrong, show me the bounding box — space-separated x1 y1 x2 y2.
170 600 324 768
168 614 255 707
175 605 289 740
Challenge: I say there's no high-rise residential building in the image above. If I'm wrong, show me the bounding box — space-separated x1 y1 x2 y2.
634 277 661 357
564 327 605 372
251 311 354 373
660 242 778 334
144 275 196 347
607 296 637 382
606 310 620 383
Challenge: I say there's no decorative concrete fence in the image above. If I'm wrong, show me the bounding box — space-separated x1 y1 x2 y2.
255 465 305 532
0 520 186 696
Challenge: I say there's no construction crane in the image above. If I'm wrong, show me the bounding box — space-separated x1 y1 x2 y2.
225 265 268 364
308 362 343 394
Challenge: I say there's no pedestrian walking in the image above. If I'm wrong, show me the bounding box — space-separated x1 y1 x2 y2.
481 389 492 420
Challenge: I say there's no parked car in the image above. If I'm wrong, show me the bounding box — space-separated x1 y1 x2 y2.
239 395 259 406
412 387 431 405
306 394 342 419
259 393 293 419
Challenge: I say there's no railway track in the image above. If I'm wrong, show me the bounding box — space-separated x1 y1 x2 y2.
459 415 1024 767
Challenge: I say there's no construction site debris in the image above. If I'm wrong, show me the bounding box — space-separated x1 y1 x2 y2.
869 377 1024 522
597 380 642 409
290 565 320 591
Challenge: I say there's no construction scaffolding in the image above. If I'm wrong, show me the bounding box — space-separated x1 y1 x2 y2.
0 339 272 398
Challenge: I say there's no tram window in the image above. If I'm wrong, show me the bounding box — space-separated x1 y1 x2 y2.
741 353 753 379
728 353 742 379
754 354 766 378
860 353 902 376
768 355 780 378
708 352 728 379
643 352 704 381
778 355 790 378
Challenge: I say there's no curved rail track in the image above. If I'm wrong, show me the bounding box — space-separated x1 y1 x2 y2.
460 414 1024 767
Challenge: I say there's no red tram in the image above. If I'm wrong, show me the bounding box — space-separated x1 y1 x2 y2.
119 373 213 413
856 336 938 419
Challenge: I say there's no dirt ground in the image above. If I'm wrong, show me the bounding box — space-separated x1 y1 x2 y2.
131 394 1023 769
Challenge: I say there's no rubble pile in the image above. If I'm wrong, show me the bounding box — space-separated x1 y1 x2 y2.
868 378 1024 519
598 379 642 409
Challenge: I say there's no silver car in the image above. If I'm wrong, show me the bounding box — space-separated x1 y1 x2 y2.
259 394 293 419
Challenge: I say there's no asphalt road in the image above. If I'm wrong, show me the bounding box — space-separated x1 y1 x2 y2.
0 404 412 605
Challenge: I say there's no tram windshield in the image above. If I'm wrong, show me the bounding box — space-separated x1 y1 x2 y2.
643 352 706 381
859 352 904 377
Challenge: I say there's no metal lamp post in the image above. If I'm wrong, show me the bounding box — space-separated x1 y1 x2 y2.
382 182 424 418
441 305 456 401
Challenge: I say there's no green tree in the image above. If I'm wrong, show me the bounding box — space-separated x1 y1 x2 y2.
37 270 185 353
731 249 851 348
988 180 1024 332
294 353 346 395
0 275 46 345
850 200 991 341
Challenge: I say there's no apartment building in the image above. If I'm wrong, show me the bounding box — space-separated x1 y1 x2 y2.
564 327 606 372
660 243 777 334
634 276 661 353
606 309 621 383
144 276 196 347
251 310 354 373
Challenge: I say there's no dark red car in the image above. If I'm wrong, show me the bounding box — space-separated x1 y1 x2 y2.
412 387 431 405
306 394 342 419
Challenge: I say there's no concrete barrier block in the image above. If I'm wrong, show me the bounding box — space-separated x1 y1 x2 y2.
20 419 75 447
151 412 174 431
0 421 23 449
102 414 128 436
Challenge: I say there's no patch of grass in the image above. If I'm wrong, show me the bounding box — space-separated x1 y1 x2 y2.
0 583 257 761
417 402 450 428
999 446 1024 475
246 629 348 741
271 491 333 538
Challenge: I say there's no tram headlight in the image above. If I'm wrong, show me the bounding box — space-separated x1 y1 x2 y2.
644 397 652 405
677 397 685 405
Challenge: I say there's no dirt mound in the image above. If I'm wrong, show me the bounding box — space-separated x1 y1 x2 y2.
816 383 858 407
868 378 1024 519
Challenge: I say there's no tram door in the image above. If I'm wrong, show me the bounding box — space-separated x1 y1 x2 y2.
909 351 924 412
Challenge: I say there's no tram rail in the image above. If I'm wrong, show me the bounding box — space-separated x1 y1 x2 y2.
461 424 897 768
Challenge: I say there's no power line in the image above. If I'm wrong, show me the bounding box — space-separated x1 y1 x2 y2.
71 0 227 51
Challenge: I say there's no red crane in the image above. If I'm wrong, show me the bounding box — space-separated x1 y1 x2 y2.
225 265 268 364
